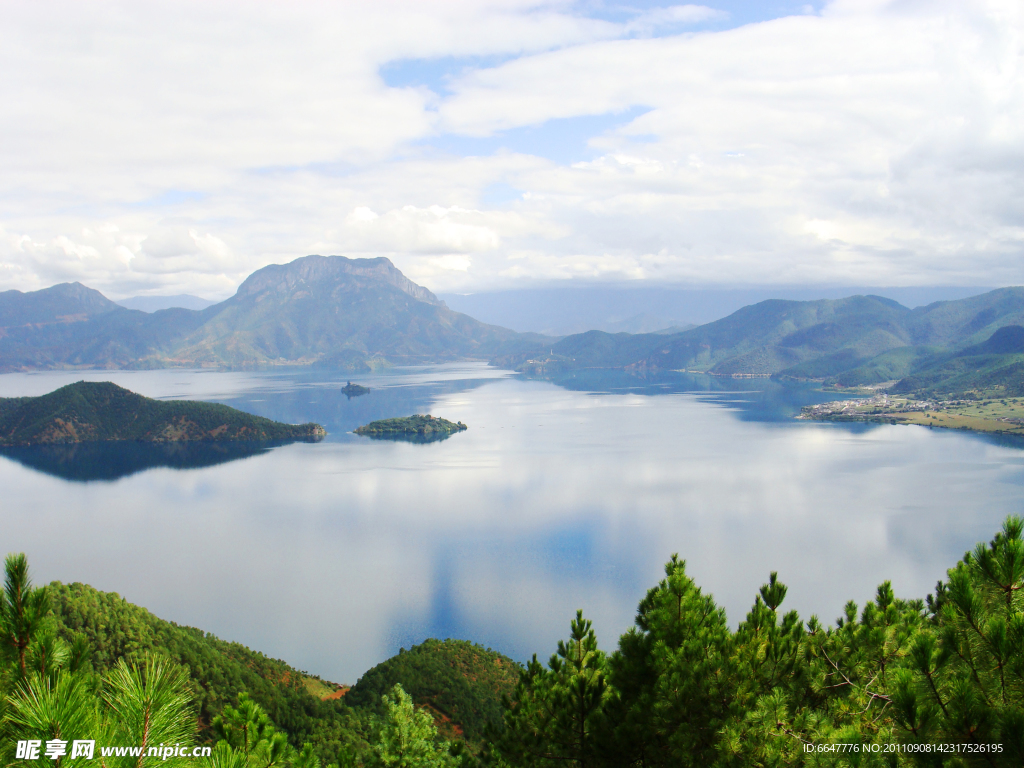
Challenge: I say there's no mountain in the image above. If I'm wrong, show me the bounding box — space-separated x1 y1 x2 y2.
0 283 205 371
165 255 538 367
497 289 1024 385
0 381 324 445
904 288 1024 347
0 256 544 372
438 285 992 335
116 294 218 312
887 325 1024 396
497 295 913 376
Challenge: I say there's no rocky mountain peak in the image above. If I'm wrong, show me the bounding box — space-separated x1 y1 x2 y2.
233 255 443 306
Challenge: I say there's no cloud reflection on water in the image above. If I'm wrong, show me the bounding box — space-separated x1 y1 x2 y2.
1 365 1023 685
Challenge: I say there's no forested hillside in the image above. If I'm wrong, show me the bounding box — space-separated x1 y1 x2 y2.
3 516 1023 766
346 639 519 742
0 381 324 445
499 289 1024 396
47 582 368 765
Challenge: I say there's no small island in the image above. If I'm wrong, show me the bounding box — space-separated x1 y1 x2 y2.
0 381 326 445
341 381 370 398
354 414 467 441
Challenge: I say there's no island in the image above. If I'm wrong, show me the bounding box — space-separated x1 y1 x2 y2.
0 381 326 445
341 381 370 398
353 414 467 441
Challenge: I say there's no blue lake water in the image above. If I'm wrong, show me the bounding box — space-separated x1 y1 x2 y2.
2 364 1024 684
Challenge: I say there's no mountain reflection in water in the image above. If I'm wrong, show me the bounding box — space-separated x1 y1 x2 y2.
356 432 455 445
0 440 295 482
4 363 1024 686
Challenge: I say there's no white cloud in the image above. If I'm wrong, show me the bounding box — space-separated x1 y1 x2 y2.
0 0 1022 297
624 4 728 35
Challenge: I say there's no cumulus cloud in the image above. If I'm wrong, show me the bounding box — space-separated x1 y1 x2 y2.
0 0 1022 296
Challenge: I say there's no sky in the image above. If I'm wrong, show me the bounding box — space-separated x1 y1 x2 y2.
0 0 1021 300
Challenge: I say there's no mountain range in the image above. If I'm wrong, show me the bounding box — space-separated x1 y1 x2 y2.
0 255 543 372
498 288 1024 394
4 256 1024 396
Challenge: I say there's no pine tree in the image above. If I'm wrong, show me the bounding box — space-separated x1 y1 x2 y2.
371 683 454 768
498 611 607 767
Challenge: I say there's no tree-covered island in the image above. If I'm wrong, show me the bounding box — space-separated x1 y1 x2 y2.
353 414 467 438
0 380 325 445
341 382 370 397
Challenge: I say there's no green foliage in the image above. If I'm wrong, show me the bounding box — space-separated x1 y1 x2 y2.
354 415 467 438
370 685 454 768
497 611 608 768
1 553 53 678
46 581 368 766
498 520 1024 767
0 381 324 445
601 556 735 766
10 515 1024 767
890 518 1024 760
207 692 326 768
346 639 519 744
0 555 201 768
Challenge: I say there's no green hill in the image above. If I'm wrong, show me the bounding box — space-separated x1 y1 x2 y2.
345 638 521 742
46 582 515 758
497 295 914 376
0 381 324 445
48 582 365 764
903 287 1024 347
498 290 1024 386
889 325 1024 397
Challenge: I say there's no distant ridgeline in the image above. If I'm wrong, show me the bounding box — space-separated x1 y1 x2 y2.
495 290 1024 397
0 381 324 445
0 255 544 373
5 256 1024 396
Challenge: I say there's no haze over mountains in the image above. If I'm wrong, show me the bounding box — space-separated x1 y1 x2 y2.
439 286 992 337
3 254 1024 395
116 294 218 312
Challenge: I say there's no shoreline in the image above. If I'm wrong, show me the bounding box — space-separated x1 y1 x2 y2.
799 393 1024 436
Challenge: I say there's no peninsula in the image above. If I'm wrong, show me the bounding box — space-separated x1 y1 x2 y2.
0 381 326 445
354 414 467 438
798 392 1024 436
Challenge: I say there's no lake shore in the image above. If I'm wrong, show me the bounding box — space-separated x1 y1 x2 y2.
798 393 1024 435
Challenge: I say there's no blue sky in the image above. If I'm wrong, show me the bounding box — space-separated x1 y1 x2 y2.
385 2 827 164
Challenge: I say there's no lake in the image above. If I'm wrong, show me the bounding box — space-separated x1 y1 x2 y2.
2 364 1023 684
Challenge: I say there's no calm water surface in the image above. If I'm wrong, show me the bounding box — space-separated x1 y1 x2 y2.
2 364 1023 683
